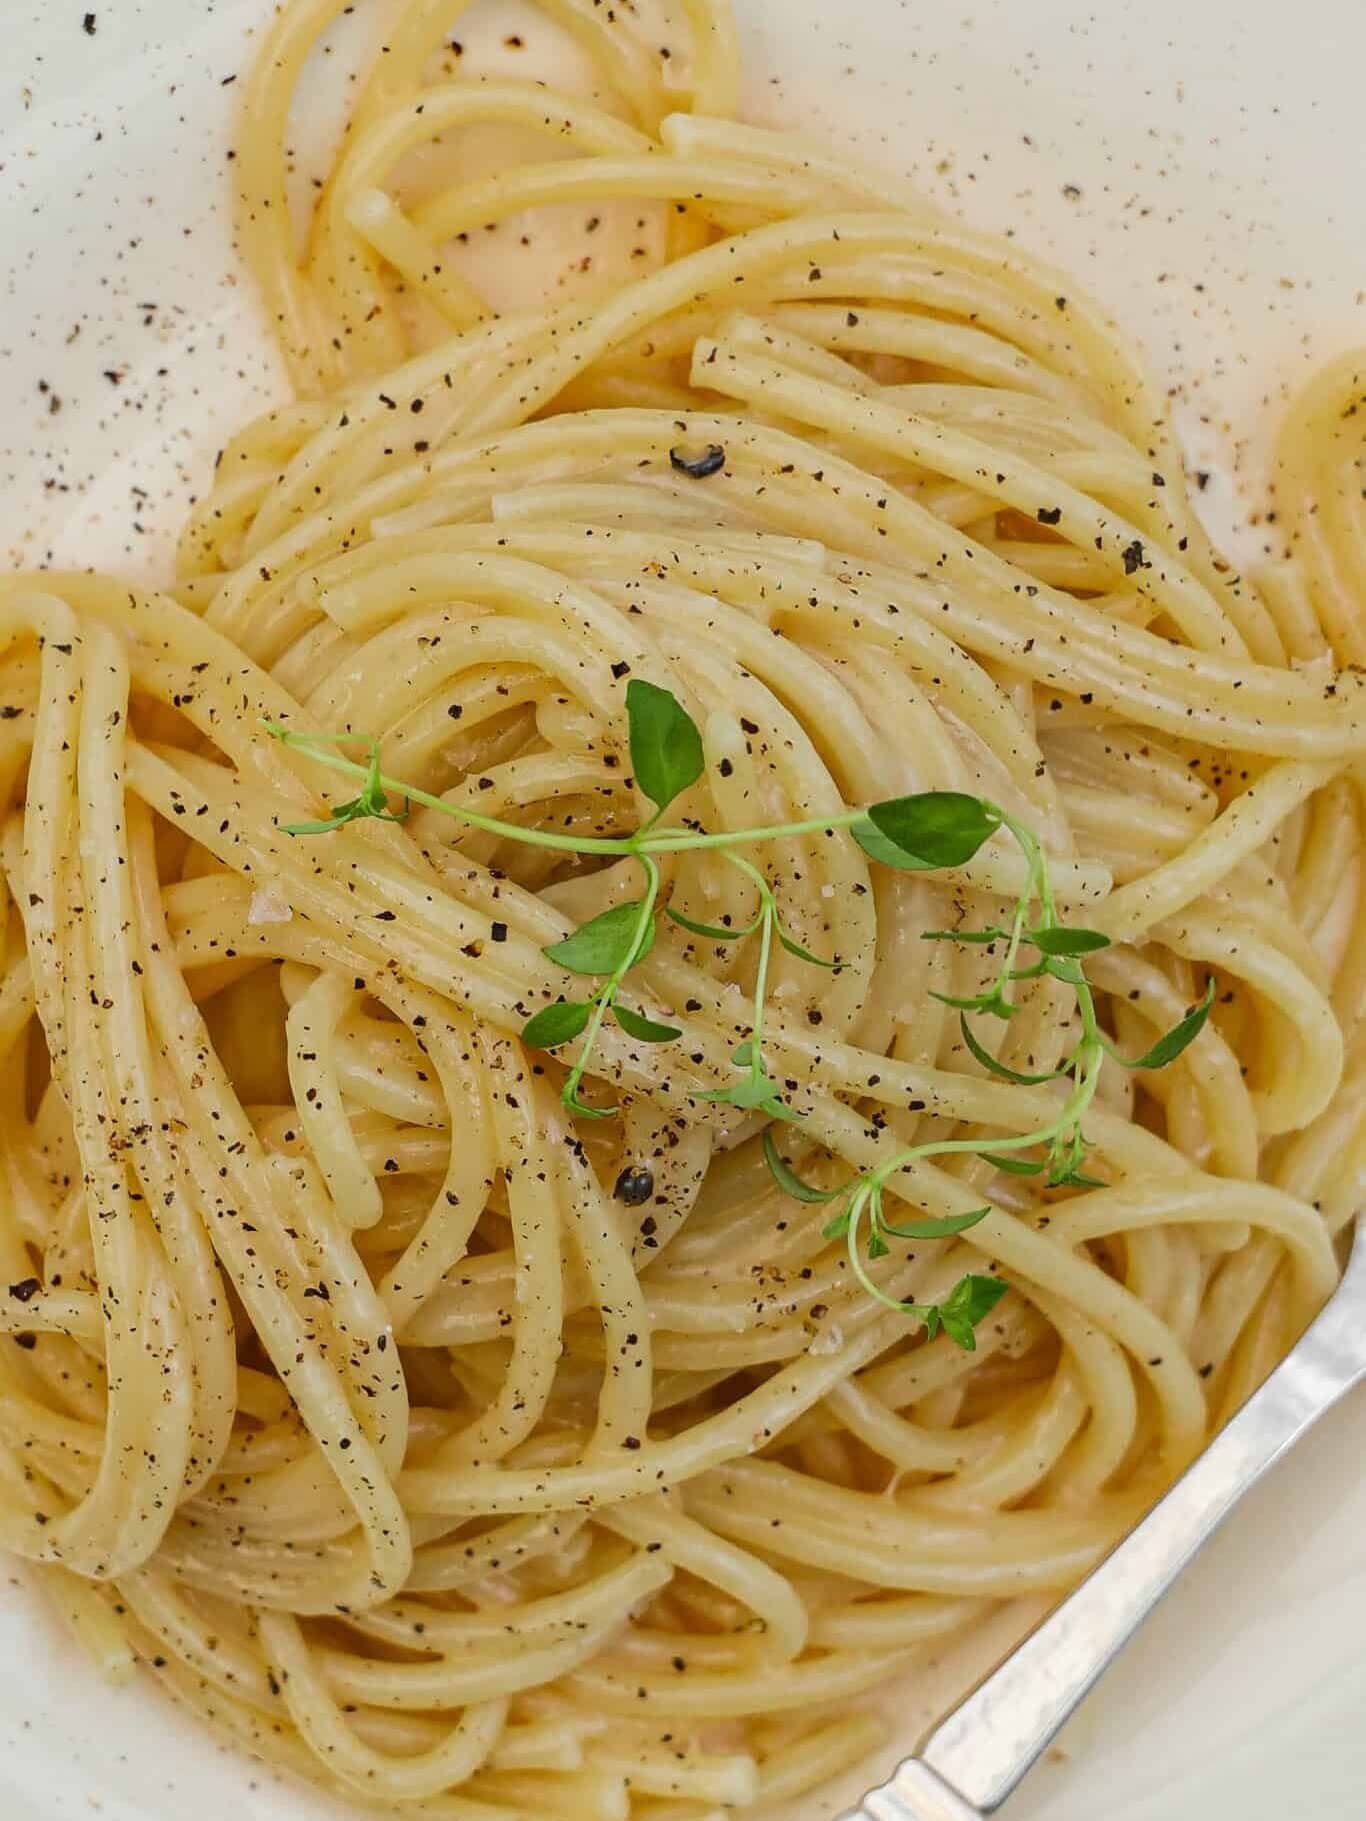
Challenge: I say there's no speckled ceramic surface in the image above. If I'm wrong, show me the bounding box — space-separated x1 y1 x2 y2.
2 4 1365 1817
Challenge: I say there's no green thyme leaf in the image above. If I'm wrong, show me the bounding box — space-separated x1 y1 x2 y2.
545 903 655 976
732 1041 755 1068
763 1130 839 1204
1030 926 1112 957
284 812 363 836
959 1014 1067 1085
939 1274 1010 1350
822 1209 853 1241
880 1205 992 1240
702 1073 781 1112
900 1302 942 1340
1043 956 1086 987
522 1001 593 1048
866 1230 891 1260
981 1151 1046 1176
761 1098 804 1125
1121 977 1217 1070
1051 1166 1108 1190
627 679 705 815
930 988 1016 1021
700 1072 800 1122
667 905 756 943
944 1273 1010 1322
1046 1127 1088 1182
851 817 924 869
922 926 1010 946
613 1004 683 1044
777 928 839 969
283 790 408 837
860 792 1003 870
940 1310 977 1350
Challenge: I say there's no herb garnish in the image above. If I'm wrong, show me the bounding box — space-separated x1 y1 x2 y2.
264 683 1214 1349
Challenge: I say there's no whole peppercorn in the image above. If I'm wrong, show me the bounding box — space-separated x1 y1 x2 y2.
614 1164 655 1206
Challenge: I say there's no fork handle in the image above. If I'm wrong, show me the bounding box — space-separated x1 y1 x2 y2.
851 1761 984 1821
894 1293 1363 1816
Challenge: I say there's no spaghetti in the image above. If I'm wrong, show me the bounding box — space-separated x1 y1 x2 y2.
2 1 1365 1814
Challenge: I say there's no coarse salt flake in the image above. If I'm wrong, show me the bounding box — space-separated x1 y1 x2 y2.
248 887 294 926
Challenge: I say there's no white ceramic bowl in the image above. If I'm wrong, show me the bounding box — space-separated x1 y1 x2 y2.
2 4 1365 1817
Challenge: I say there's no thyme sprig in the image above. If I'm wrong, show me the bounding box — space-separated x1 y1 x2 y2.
272 729 412 835
768 809 1215 1342
678 850 837 1124
264 680 1215 1350
263 683 990 1125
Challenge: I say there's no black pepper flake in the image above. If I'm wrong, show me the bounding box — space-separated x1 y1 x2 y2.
611 661 631 679
1121 538 1150 575
83 12 96 34
490 922 508 943
447 703 463 719
8 1278 40 1304
614 1165 655 1206
670 443 726 480
1037 506 1063 526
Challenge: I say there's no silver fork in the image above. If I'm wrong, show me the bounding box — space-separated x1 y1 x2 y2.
843 1213 1366 1821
